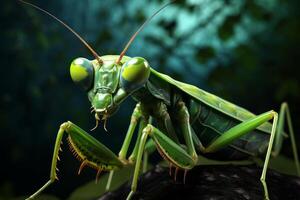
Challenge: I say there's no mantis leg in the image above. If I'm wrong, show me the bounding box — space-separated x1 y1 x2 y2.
26 124 65 200
128 117 149 162
129 116 153 172
174 100 198 159
143 139 156 172
272 102 300 175
128 100 183 169
105 103 143 191
118 103 143 161
126 124 197 200
202 110 278 200
27 121 123 200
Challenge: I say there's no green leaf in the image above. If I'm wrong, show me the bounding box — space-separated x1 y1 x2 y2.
68 165 134 200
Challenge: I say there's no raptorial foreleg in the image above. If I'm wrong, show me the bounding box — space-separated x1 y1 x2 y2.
27 121 124 200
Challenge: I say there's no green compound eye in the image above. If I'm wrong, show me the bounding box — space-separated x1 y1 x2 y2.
70 57 94 91
120 57 150 92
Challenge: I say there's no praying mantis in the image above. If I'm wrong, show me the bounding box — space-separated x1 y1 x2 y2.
20 1 300 200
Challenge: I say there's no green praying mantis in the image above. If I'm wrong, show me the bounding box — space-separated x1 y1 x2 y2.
20 1 300 200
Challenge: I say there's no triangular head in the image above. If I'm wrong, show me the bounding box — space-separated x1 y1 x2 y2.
70 55 150 123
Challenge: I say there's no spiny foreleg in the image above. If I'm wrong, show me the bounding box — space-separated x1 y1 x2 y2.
126 124 197 200
27 121 124 200
126 100 198 200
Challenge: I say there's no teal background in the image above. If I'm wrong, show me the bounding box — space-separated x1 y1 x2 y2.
1 0 300 199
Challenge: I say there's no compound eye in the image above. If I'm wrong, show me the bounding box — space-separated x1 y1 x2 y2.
120 57 150 92
70 57 94 91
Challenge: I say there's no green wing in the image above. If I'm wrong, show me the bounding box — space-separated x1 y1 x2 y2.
150 68 272 134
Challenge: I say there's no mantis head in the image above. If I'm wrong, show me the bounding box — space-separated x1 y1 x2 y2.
70 56 150 129
20 0 173 130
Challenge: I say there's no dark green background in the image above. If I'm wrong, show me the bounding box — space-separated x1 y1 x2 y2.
1 0 300 199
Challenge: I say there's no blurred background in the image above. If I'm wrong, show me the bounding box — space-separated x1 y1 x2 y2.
1 0 300 199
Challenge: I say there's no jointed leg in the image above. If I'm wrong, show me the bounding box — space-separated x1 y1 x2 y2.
128 101 186 170
127 124 197 200
260 113 278 200
175 100 198 160
26 123 65 200
118 103 143 161
272 102 300 175
27 121 123 199
105 103 146 191
128 117 149 162
126 125 151 200
143 139 156 172
201 110 278 199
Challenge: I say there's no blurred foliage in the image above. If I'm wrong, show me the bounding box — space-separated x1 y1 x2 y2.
1 0 300 199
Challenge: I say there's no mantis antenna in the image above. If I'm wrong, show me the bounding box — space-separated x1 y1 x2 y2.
19 0 103 65
116 1 176 64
